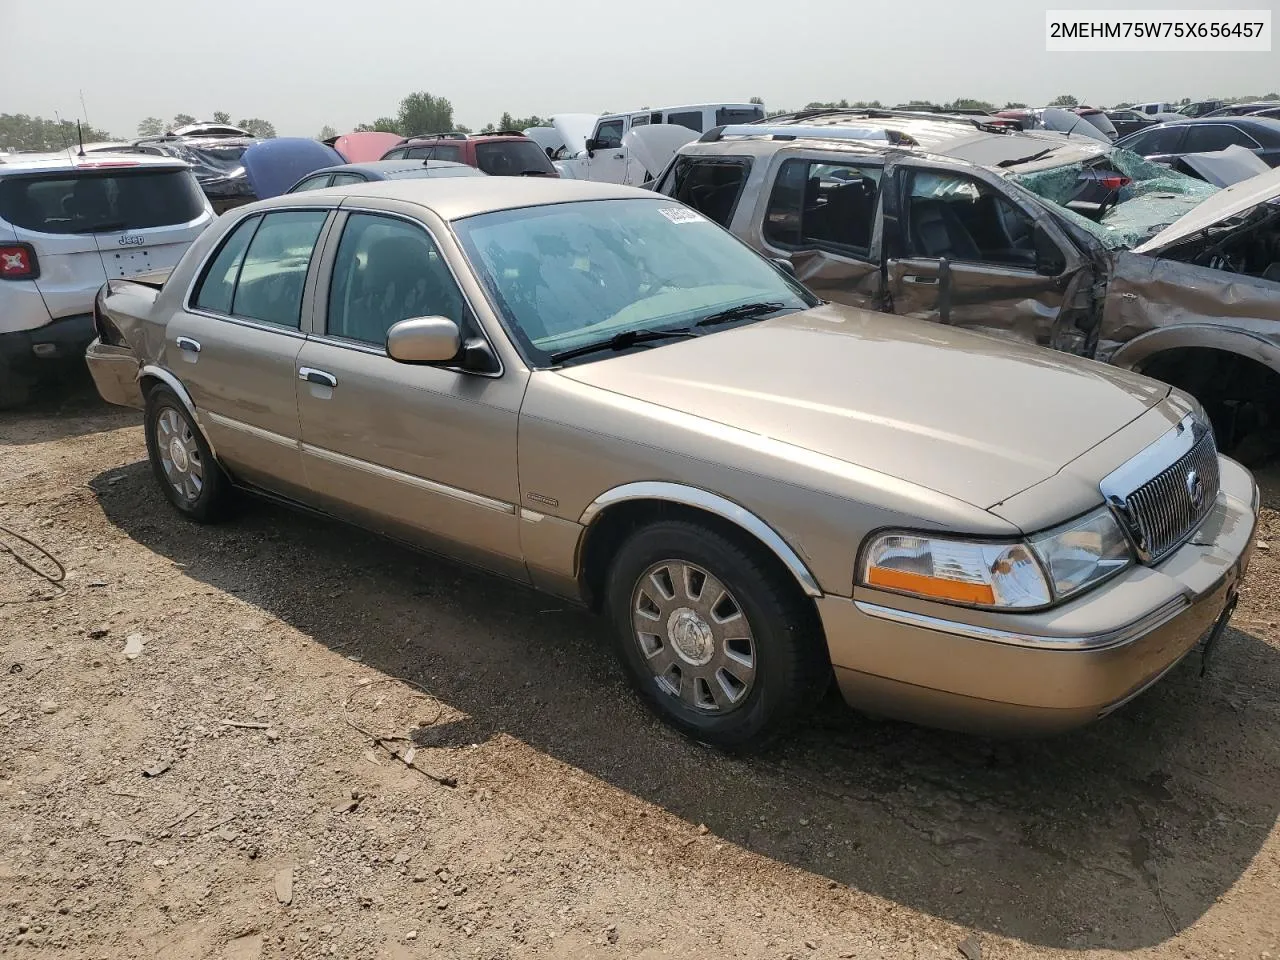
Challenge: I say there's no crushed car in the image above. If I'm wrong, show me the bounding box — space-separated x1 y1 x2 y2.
654 109 1280 454
130 134 258 213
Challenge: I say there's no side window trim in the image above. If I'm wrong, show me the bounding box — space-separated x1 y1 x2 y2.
311 205 504 378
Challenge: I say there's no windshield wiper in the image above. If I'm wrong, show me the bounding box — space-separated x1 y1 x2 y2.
70 220 128 234
997 148 1053 168
549 327 697 364
520 169 554 176
694 301 791 328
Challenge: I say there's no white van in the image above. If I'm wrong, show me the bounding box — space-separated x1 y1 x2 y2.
0 152 213 406
554 102 764 184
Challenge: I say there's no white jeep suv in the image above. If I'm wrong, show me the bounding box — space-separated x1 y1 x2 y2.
0 152 212 406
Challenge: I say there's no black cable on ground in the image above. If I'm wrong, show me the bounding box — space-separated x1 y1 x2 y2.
0 521 66 604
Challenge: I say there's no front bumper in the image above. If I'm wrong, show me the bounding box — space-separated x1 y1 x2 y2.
821 455 1259 735
85 337 145 409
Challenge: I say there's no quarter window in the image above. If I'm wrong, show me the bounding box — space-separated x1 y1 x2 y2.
193 215 259 314
661 157 752 227
330 173 366 186
764 158 882 258
326 213 465 347
229 210 327 329
666 111 704 133
289 174 332 193
903 171 1039 269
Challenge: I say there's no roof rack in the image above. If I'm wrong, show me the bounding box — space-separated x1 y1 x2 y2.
400 131 470 143
698 123 922 147
754 108 1013 135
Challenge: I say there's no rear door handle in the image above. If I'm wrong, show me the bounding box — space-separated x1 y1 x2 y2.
175 337 201 353
298 367 337 388
902 275 939 285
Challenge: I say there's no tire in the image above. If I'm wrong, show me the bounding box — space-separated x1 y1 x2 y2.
144 385 231 523
604 520 829 748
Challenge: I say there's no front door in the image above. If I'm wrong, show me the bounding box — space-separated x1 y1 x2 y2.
294 208 526 579
585 118 629 183
883 162 1088 348
167 208 332 498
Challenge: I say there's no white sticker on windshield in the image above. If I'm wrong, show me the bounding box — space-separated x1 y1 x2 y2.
659 206 705 224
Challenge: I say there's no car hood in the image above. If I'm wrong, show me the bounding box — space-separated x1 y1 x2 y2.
1135 163 1280 253
1172 143 1272 187
550 114 599 158
555 303 1168 510
623 125 699 180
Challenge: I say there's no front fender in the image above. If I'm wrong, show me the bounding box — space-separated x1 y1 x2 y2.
1109 324 1280 377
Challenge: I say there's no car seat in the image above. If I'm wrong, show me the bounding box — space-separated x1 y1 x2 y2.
908 198 981 260
341 234 460 343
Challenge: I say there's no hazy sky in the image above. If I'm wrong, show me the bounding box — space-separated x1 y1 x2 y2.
3 0 1277 138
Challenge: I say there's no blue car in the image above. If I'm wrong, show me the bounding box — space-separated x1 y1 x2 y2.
287 159 487 193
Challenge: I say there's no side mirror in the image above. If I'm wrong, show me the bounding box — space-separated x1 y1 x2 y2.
1032 224 1066 276
771 257 796 278
386 316 461 364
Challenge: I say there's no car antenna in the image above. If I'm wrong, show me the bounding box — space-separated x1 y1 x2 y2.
53 110 72 157
76 120 86 157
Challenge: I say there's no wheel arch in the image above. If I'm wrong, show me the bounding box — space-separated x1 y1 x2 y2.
575 482 824 611
1110 324 1280 377
137 365 219 459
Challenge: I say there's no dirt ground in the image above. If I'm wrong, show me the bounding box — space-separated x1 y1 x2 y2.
2 378 1279 960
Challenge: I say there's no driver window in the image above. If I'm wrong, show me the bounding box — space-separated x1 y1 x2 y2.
904 171 1039 269
326 213 465 347
594 120 625 150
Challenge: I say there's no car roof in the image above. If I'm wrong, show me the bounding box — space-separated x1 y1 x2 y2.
0 151 190 175
684 112 1108 171
259 176 651 220
311 159 481 178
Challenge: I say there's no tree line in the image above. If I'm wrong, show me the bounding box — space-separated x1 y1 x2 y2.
135 111 276 139
0 114 114 151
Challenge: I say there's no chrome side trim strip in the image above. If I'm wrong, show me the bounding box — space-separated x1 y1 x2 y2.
579 481 822 598
853 596 1190 651
205 411 300 450
300 443 515 514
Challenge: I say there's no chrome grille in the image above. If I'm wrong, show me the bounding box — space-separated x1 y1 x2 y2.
1105 424 1220 564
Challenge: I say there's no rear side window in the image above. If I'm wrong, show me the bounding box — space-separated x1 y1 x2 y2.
475 140 556 176
1182 124 1261 152
716 106 765 126
330 173 366 186
661 157 751 227
326 213 465 346
764 158 882 258
217 211 327 328
666 111 704 133
1123 125 1187 154
0 169 206 235
193 215 260 314
431 145 463 163
289 174 332 193
382 147 408 160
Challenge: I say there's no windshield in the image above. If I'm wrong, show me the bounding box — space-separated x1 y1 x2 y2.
0 169 207 235
475 140 556 176
453 198 816 364
1010 148 1219 248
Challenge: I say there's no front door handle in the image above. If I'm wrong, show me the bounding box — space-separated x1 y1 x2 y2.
175 337 201 353
298 367 337 388
902 275 939 285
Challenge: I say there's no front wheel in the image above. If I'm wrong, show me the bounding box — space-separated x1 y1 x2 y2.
144 385 231 523
604 520 829 748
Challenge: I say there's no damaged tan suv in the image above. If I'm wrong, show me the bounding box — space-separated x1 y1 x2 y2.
656 109 1280 454
86 178 1257 746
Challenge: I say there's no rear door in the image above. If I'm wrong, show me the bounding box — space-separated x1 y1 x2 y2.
743 152 885 307
882 159 1091 347
166 207 333 499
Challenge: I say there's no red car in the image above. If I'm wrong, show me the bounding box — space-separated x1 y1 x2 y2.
381 132 559 177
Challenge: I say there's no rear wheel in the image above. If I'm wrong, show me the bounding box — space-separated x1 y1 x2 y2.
604 520 829 748
144 385 231 522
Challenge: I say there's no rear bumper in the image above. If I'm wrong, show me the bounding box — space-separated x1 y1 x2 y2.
85 338 145 409
821 456 1259 735
0 313 96 369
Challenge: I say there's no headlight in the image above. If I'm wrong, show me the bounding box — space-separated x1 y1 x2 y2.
860 508 1132 610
